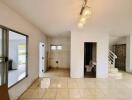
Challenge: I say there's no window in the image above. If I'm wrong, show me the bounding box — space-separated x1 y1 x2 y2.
50 45 62 50
51 45 56 50
57 45 62 50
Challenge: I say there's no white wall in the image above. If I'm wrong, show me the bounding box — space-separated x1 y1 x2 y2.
47 37 70 69
0 1 47 100
71 30 109 78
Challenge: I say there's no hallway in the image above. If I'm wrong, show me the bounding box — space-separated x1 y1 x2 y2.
19 70 132 100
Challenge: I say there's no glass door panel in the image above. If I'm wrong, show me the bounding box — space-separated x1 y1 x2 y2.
8 31 27 87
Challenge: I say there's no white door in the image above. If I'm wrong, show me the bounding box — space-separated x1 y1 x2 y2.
39 42 45 77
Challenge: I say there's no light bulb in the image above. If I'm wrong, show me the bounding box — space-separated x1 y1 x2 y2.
82 6 92 16
78 22 84 28
80 16 86 23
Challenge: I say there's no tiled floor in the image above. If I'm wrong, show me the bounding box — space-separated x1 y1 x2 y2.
19 69 132 100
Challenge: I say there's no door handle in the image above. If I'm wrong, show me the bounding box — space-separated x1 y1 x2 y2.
5 57 8 62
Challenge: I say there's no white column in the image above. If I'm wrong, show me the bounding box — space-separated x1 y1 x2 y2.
70 31 109 78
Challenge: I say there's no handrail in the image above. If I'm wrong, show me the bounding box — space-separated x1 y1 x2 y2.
108 50 117 69
109 50 117 58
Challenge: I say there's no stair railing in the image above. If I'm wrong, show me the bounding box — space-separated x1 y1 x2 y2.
108 50 117 68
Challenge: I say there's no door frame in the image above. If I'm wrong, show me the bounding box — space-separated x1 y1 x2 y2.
39 42 45 77
0 28 8 85
84 42 97 78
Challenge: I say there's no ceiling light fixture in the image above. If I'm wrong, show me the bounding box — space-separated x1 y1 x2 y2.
78 0 92 28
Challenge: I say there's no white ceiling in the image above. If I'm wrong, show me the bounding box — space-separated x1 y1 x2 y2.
1 0 132 37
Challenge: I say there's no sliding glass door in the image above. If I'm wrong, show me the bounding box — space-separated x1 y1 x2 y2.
0 25 28 88
0 28 8 86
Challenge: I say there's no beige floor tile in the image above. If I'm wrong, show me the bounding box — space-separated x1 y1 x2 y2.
20 88 45 99
19 99 42 100
68 79 78 88
42 99 55 100
89 88 106 97
49 78 58 89
79 89 93 98
69 98 89 100
109 97 132 100
56 78 68 88
43 89 56 99
69 89 81 98
81 97 111 100
33 89 45 98
56 89 68 99
20 89 34 99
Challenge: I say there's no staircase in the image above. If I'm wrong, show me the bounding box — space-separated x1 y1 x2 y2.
108 50 122 79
